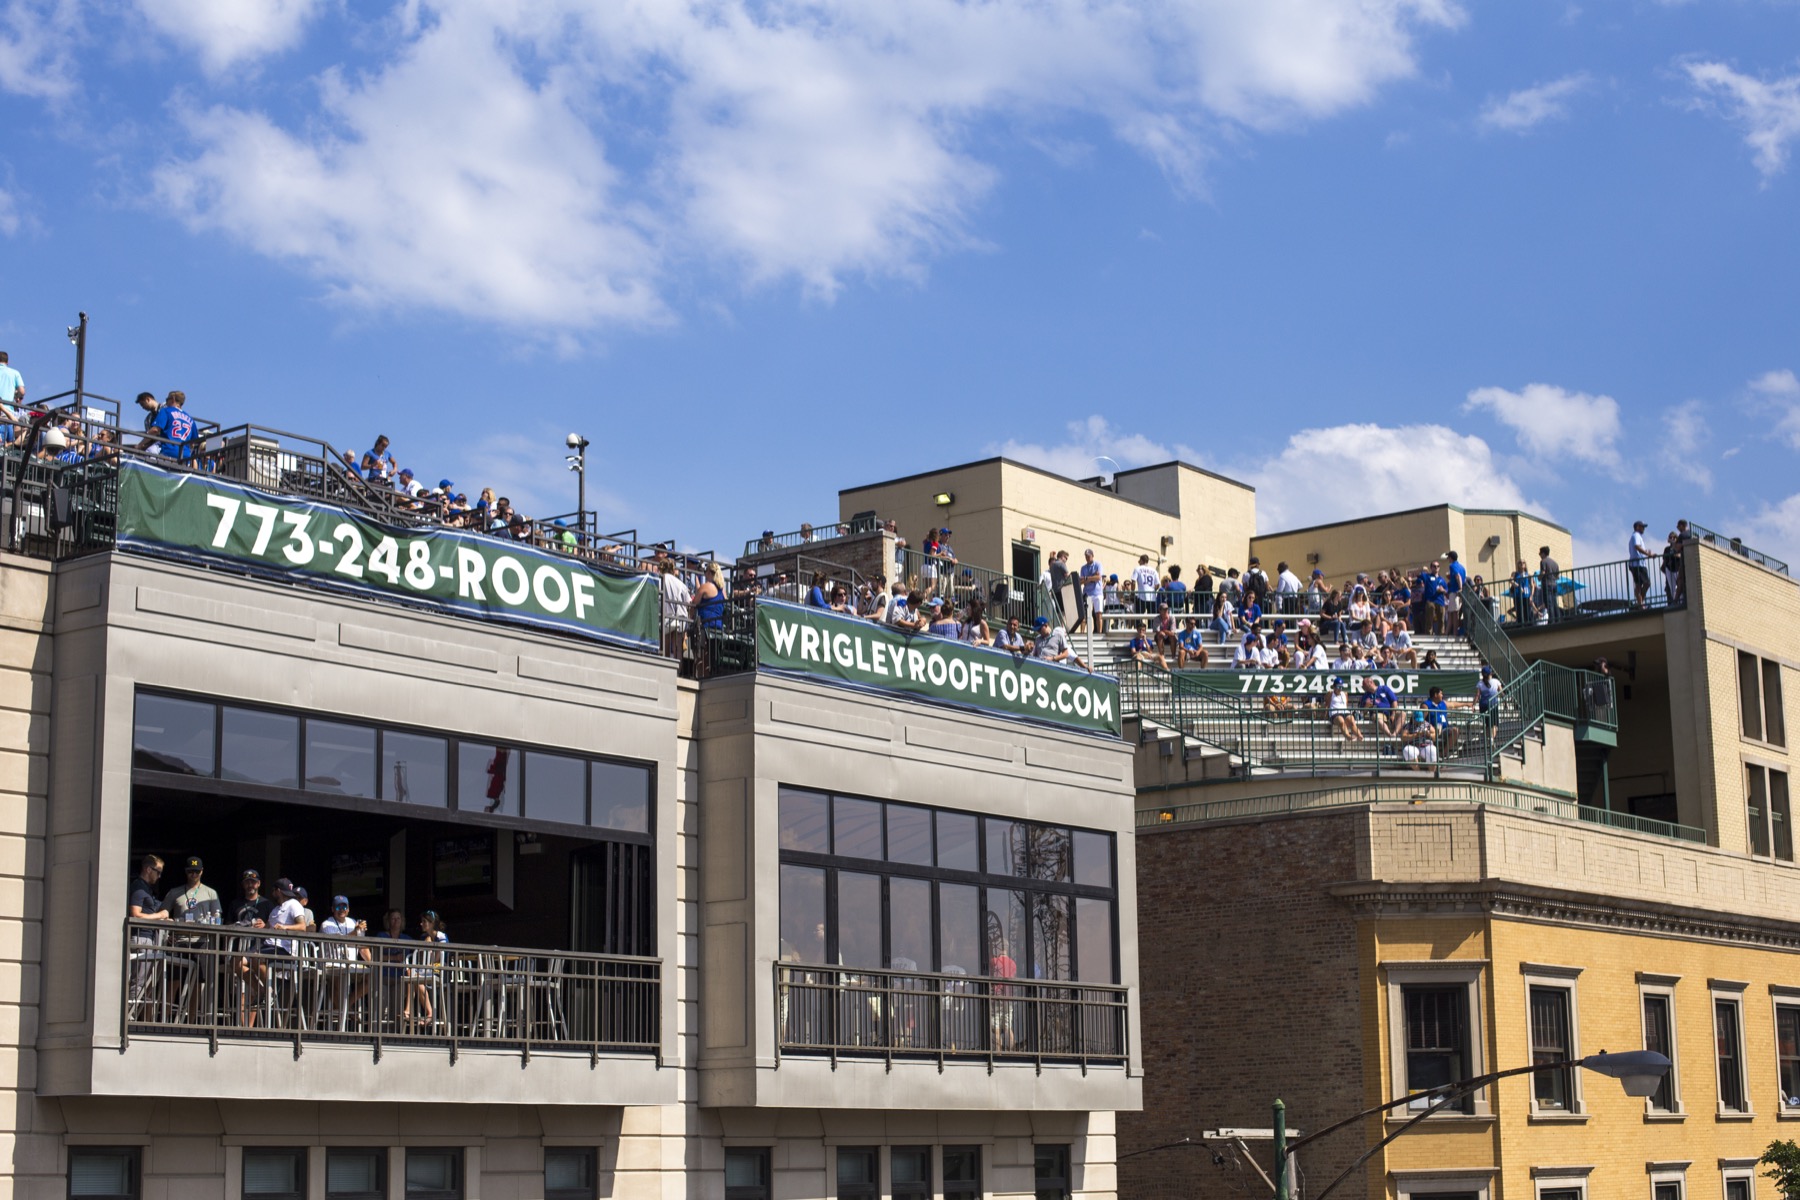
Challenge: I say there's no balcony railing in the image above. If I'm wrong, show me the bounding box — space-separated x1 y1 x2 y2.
122 919 660 1063
1495 556 1685 630
1687 522 1789 575
743 516 881 558
775 963 1128 1071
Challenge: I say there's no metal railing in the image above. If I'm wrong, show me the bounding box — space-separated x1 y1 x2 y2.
1137 780 1707 843
1687 522 1789 575
1497 557 1686 630
122 919 660 1062
775 963 1128 1071
743 516 881 558
894 547 1060 630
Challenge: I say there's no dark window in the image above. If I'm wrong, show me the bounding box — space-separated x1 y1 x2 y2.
1750 766 1772 858
1776 770 1794 863
939 883 982 975
243 1150 306 1200
590 761 651 833
891 1147 931 1200
381 731 447 807
1741 651 1764 741
1643 993 1676 1112
67 1149 139 1200
837 1147 878 1200
569 840 654 956
457 742 517 816
404 1151 461 1200
1530 986 1575 1111
221 707 300 788
1073 831 1112 888
133 694 216 775
887 805 933 866
1033 893 1072 982
325 1149 386 1200
937 812 979 871
1537 1190 1582 1200
779 865 827 965
1033 1145 1071 1200
1725 1179 1750 1200
525 751 587 826
1403 984 1472 1112
1717 999 1747 1112
780 788 830 853
834 797 884 859
986 819 1029 877
305 720 377 798
1779 1006 1800 1107
724 1149 769 1200
837 870 884 969
1653 1183 1682 1200
544 1149 596 1200
1767 660 1787 747
944 1146 982 1200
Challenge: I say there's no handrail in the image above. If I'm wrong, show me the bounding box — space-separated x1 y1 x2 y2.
1686 521 1788 575
121 917 660 1061
744 516 880 557
893 547 1061 630
1137 780 1706 842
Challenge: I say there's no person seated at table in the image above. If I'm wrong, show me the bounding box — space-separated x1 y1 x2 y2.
405 910 448 1029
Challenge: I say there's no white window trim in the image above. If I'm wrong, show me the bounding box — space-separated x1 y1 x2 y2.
1770 992 1800 1116
1721 1164 1756 1200
1640 977 1684 1117
1647 1163 1687 1200
1384 963 1490 1118
1391 1169 1494 1200
1711 985 1753 1117
1532 1169 1591 1200
1524 970 1585 1118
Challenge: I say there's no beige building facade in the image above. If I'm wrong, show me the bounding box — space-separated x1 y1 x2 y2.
1247 504 1572 591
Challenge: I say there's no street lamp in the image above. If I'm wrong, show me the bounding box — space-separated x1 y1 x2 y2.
564 432 589 536
1272 1050 1671 1200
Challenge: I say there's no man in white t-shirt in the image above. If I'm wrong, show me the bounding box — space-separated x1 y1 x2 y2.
263 878 310 957
1275 562 1302 614
1385 619 1417 667
1130 555 1161 613
659 561 692 658
1628 520 1652 609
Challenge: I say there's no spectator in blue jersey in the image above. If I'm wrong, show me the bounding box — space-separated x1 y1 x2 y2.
806 571 830 609
1444 550 1469 633
135 392 196 459
1417 561 1447 636
1126 620 1167 670
1359 675 1402 738
1423 685 1460 756
37 427 83 464
1235 595 1262 636
1176 617 1208 668
1164 564 1188 614
360 435 395 484
1074 549 1103 633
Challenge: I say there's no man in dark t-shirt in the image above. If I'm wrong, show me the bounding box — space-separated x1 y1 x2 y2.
231 870 274 1026
128 855 168 923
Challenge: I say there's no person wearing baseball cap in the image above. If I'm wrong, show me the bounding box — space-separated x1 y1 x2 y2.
165 855 221 924
320 895 371 1026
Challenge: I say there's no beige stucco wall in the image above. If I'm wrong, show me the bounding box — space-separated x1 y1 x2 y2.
1250 507 1573 589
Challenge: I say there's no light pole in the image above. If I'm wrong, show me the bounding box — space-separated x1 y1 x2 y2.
564 432 589 536
1272 1050 1670 1200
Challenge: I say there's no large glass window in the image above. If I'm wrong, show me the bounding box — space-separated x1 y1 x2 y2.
834 797 884 859
1749 766 1772 858
590 761 651 833
132 694 215 775
1748 766 1793 863
887 805 933 866
1403 985 1472 1113
305 721 376 798
1741 653 1786 747
937 812 979 872
1529 986 1574 1111
404 1151 460 1200
221 707 300 788
780 788 830 853
1073 831 1112 888
890 877 932 971
724 1149 769 1200
944 1147 982 1200
382 731 447 807
544 1149 596 1200
243 1150 306 1200
838 871 884 969
1780 1005 1800 1109
779 865 826 965
1717 997 1748 1113
1033 1145 1071 1200
837 1148 878 1200
458 742 518 817
891 1148 931 1200
525 751 587 826
940 883 982 975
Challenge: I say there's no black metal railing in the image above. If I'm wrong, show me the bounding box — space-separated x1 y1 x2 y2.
122 918 660 1062
1497 556 1685 629
1687 522 1788 575
743 516 882 558
775 963 1128 1070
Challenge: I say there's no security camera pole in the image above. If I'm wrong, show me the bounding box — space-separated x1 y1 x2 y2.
565 433 589 537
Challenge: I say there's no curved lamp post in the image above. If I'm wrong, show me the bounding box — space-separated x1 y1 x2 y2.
1273 1050 1671 1200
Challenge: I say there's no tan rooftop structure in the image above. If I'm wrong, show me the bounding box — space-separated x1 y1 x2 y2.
1248 502 1572 588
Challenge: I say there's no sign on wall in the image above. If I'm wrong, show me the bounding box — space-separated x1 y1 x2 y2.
1173 669 1481 698
115 460 659 650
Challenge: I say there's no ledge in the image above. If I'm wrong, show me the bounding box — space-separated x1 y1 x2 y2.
1643 1112 1688 1123
1528 1113 1590 1125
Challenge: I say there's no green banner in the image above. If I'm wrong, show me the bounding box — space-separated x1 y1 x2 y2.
115 460 659 650
755 601 1121 737
1174 669 1480 699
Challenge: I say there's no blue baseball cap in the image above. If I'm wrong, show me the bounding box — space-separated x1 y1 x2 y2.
332 895 350 908
438 478 454 490
398 468 413 478
1033 616 1050 628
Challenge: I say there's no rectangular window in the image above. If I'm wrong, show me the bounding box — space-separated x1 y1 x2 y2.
1741 651 1764 741
1717 997 1748 1113
944 1146 982 1200
1529 986 1575 1112
1033 1145 1072 1200
589 761 651 833
891 1147 931 1200
544 1149 596 1200
724 1149 769 1200
1724 1176 1751 1200
68 1149 139 1200
1403 985 1473 1112
325 1150 386 1200
1749 766 1772 858
457 742 517 817
133 694 217 775
404 1150 461 1200
1775 771 1794 862
836 1147 878 1200
1766 660 1787 747
525 751 587 826
1779 1005 1800 1108
304 720 377 799
243 1150 306 1200
221 707 300 788
1642 991 1678 1113
1537 1190 1582 1200
1652 1182 1682 1200
381 731 447 807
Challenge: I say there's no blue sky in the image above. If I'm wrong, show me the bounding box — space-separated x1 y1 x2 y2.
3 0 1799 566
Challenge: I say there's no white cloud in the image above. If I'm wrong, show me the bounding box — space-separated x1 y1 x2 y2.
1742 493 1800 568
1 0 82 100
146 0 1461 330
1244 422 1537 532
135 0 323 73
1684 60 1800 179
1658 400 1712 492
1748 367 1800 448
989 415 1203 482
1478 72 1589 133
1464 382 1623 471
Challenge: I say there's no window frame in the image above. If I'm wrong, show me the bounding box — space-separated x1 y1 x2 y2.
1647 1163 1686 1200
1524 965 1584 1118
1385 962 1490 1117
403 1149 463 1200
324 1148 387 1200
1739 653 1787 749
835 1146 879 1200
1533 1174 1589 1200
889 1146 932 1200
1639 974 1683 1117
543 1148 597 1200
1032 1144 1072 1200
242 1148 308 1200
1390 1170 1493 1200
1712 984 1752 1117
67 1147 141 1200
723 1148 770 1200
1773 988 1800 1114
1722 1166 1756 1200
1744 760 1793 863
943 1145 983 1200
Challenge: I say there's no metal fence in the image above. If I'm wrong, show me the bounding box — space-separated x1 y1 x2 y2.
1688 522 1789 575
1496 556 1684 629
774 963 1128 1071
743 515 881 557
893 548 1059 630
122 919 660 1062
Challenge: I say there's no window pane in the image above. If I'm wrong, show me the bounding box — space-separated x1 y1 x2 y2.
1653 1184 1682 1200
986 819 1029 877
1031 827 1073 883
382 731 447 807
133 694 215 775
405 1151 458 1197
526 751 586 825
1775 771 1793 863
724 1150 767 1190
1529 986 1573 1110
1033 1145 1071 1200
69 1151 134 1198
221 707 299 788
1404 985 1471 1112
1717 1000 1746 1112
1073 831 1112 889
457 742 517 816
834 797 884 859
937 812 979 872
1779 1007 1800 1107
837 871 883 968
545 1149 593 1195
244 1151 303 1196
590 761 651 833
1726 1180 1750 1200
1033 893 1072 982
892 1147 931 1200
939 883 982 975
838 1147 878 1199
1740 651 1764 740
887 804 933 866
326 1151 383 1198
1767 660 1787 747
780 788 830 853
305 720 376 798
988 889 1027 979
944 1146 981 1200
1749 766 1771 858
1643 993 1675 1112
779 865 826 965
890 877 932 971
1076 898 1115 984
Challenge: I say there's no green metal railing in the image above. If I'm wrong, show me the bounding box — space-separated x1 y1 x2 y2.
1136 781 1706 843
